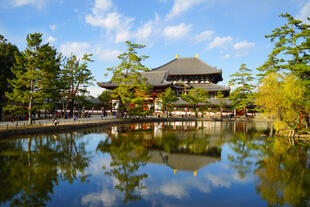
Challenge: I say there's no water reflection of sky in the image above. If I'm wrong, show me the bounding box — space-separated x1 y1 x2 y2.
3 121 308 207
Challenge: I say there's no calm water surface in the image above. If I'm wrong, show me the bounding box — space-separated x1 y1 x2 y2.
1 121 310 207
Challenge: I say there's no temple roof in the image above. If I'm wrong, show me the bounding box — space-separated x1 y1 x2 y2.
191 83 230 92
174 97 232 106
140 71 171 86
152 57 222 75
98 71 171 88
147 150 220 172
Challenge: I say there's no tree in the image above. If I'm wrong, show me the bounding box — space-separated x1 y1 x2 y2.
0 34 20 121
98 90 112 111
228 63 255 117
38 44 62 117
97 132 149 203
258 13 310 127
158 87 178 117
181 88 209 117
61 54 94 117
216 90 225 116
107 41 150 118
5 33 59 124
255 138 310 206
256 73 306 133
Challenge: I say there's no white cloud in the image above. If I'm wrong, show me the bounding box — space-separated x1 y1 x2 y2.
208 36 233 49
136 21 154 42
46 36 56 43
81 189 118 207
92 0 113 14
195 30 214 42
233 41 255 57
60 42 91 58
162 23 191 39
49 24 56 31
166 0 204 19
206 173 231 188
296 1 310 23
222 54 231 59
159 183 188 199
85 0 134 43
95 48 121 62
12 0 47 9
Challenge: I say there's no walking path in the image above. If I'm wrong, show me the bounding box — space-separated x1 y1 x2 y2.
0 115 113 130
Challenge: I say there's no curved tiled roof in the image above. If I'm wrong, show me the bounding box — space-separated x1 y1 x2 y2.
152 57 222 75
98 71 171 88
190 83 230 92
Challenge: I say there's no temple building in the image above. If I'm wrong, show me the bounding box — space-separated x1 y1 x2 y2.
99 54 230 98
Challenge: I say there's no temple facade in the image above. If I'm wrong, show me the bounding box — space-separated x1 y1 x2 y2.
99 54 230 98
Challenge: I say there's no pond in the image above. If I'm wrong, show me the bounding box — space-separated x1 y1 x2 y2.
0 121 309 207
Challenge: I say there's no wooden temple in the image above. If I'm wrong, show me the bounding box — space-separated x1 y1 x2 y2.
99 54 230 98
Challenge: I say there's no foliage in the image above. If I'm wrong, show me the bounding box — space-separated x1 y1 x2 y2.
97 131 149 203
216 90 225 116
255 138 310 206
5 33 60 124
228 63 255 116
38 43 62 115
257 13 310 128
256 73 306 131
61 54 94 116
0 34 20 121
98 90 112 110
181 88 209 117
158 87 178 117
107 41 150 118
0 133 90 206
257 13 310 80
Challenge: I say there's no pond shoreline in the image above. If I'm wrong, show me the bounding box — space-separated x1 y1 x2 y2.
0 117 271 139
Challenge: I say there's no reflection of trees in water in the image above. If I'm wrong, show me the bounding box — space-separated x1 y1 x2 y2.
0 133 90 206
97 133 149 203
227 127 260 178
255 138 310 207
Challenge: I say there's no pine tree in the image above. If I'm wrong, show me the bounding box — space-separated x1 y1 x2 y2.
258 13 310 128
216 90 225 116
181 88 209 117
61 54 94 117
5 33 56 124
0 35 20 121
107 41 150 118
158 87 178 117
228 63 255 117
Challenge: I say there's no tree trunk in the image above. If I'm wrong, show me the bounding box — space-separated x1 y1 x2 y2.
69 99 74 118
28 95 32 125
244 106 247 117
0 107 3 121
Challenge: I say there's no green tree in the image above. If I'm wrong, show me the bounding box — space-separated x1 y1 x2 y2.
258 13 310 127
98 90 112 111
216 90 225 116
97 132 149 203
107 41 150 118
181 88 209 117
39 44 62 117
0 34 20 121
228 63 255 117
158 87 178 117
61 54 94 117
5 33 59 124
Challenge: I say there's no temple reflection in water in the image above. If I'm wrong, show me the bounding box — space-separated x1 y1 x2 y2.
105 121 270 176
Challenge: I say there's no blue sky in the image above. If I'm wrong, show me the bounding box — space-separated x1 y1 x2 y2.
1 0 310 96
